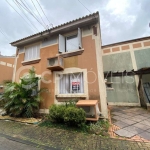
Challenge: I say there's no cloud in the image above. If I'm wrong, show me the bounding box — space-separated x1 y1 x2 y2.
0 0 149 55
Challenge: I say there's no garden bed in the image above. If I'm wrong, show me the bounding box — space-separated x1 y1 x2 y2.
0 115 41 124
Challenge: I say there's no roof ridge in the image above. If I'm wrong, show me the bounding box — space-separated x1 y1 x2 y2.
11 11 99 45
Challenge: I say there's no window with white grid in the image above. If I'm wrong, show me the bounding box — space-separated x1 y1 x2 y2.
24 43 40 61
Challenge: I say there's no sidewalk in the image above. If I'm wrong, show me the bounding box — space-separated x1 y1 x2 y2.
0 120 150 150
109 106 150 142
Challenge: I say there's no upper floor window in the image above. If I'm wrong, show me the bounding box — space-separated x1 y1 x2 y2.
24 43 40 61
59 28 82 53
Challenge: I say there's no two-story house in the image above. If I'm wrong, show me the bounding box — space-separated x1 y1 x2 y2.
11 12 108 118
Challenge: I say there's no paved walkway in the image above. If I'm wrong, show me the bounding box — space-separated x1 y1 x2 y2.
111 106 150 141
0 120 150 150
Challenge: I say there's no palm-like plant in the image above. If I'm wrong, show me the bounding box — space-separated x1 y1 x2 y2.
2 67 46 118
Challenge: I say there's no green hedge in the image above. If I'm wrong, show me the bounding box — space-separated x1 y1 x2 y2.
49 104 86 127
49 104 66 123
64 107 86 127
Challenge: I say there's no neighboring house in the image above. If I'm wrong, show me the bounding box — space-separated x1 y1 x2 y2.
11 12 108 118
102 37 150 110
0 54 15 93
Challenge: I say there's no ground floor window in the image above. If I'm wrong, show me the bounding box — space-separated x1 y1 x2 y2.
59 72 84 94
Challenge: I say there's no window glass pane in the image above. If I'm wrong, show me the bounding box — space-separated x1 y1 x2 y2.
24 44 40 61
66 35 78 52
59 72 84 94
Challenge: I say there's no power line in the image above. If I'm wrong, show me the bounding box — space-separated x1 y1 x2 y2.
30 0 47 28
35 0 53 28
17 0 45 28
0 27 10 42
77 0 97 20
20 0 44 26
13 0 39 32
16 0 46 29
5 0 37 33
78 0 92 14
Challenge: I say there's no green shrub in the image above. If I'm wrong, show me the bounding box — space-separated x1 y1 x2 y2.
64 107 86 127
49 104 66 123
48 103 86 127
89 120 110 135
65 100 77 107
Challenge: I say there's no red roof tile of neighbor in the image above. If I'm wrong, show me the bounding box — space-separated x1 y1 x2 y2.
10 12 99 45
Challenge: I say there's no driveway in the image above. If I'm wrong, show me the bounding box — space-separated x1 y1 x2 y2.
111 106 150 141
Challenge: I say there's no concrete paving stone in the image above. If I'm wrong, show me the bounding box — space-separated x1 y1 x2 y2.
133 122 150 130
116 113 133 119
147 129 150 132
121 109 134 113
113 121 129 128
123 126 144 134
123 112 136 117
140 119 150 126
120 118 136 125
134 115 148 119
131 111 142 115
112 116 124 121
141 113 150 118
129 116 147 122
115 129 136 138
146 118 150 122
131 107 144 111
111 112 123 116
138 132 150 141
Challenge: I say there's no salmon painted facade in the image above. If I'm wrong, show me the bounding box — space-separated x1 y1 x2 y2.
10 11 150 116
11 12 108 118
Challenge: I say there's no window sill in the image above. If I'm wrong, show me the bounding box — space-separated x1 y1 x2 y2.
106 88 114 90
56 94 87 98
58 49 84 58
22 58 41 65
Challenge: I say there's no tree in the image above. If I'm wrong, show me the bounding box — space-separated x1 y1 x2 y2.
2 67 46 118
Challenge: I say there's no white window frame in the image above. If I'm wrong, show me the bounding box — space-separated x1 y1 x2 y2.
24 42 41 62
66 34 78 52
54 68 88 98
59 28 82 53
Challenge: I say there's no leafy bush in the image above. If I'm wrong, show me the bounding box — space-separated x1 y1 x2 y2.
65 100 77 107
0 93 5 107
48 103 86 127
2 67 47 118
49 104 66 123
64 107 86 127
89 120 110 135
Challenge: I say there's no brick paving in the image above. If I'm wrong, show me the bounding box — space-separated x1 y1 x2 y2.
110 106 150 142
0 120 150 149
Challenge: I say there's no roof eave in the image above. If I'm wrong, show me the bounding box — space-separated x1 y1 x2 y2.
11 13 99 47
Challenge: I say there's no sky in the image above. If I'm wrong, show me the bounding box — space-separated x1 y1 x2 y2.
0 0 150 56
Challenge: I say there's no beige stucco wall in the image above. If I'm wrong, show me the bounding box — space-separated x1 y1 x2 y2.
14 25 107 118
